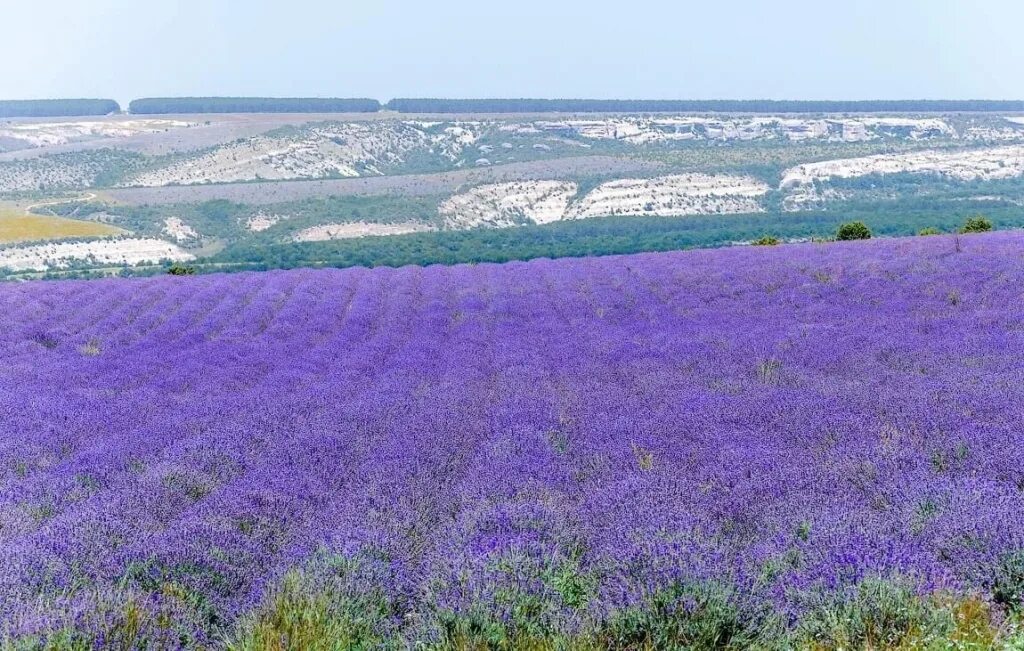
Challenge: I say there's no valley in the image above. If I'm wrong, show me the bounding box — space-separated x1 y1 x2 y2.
1 110 1023 276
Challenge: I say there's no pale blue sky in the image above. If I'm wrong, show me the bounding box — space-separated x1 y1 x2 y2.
2 0 1022 103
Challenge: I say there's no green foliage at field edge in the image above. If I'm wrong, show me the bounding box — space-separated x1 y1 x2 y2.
5 554 1022 650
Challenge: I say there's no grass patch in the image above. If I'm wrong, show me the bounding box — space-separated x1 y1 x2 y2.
796 576 1004 650
227 555 395 651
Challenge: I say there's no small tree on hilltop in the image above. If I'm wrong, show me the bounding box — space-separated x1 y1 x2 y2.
836 221 872 241
959 216 993 234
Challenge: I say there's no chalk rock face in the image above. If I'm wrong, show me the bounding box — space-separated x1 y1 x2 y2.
440 174 772 227
162 217 198 242
129 121 481 186
512 115 962 144
782 145 1024 187
0 238 193 272
292 222 433 242
440 181 579 228
0 119 195 150
566 174 771 218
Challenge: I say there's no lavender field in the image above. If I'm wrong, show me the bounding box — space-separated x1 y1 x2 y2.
3 233 1024 648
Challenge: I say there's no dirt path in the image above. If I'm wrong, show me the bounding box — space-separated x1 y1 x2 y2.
25 192 97 213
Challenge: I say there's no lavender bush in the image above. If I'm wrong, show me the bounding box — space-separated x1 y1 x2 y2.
2 233 1024 648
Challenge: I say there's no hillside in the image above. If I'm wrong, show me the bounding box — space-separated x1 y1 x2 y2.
2 110 1024 278
3 233 1024 647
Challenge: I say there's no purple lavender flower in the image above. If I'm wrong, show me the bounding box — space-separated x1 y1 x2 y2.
0 233 1022 646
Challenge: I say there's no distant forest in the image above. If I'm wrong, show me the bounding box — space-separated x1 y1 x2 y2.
385 98 1024 114
4 97 1024 119
128 97 382 114
0 99 120 118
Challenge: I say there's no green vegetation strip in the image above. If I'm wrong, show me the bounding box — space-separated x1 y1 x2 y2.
128 98 382 114
386 98 1024 114
206 202 1024 274
6 553 1022 649
0 99 120 118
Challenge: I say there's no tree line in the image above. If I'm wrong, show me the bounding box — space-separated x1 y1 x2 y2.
128 97 382 114
384 98 1024 114
0 99 120 118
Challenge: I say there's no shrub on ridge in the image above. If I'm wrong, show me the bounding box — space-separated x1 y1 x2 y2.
836 221 872 241
960 216 994 234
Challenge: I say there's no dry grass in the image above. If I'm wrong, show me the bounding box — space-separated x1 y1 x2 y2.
0 205 121 244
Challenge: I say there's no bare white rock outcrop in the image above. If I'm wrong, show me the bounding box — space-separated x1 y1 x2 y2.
781 145 1024 187
292 222 433 242
566 174 770 218
519 116 960 144
162 217 198 242
244 213 289 232
439 181 579 229
0 238 194 272
0 119 194 149
130 122 479 187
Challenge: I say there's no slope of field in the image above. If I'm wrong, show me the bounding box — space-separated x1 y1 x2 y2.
103 156 665 205
2 233 1024 647
6 112 1020 191
0 119 194 152
0 205 121 244
128 121 460 186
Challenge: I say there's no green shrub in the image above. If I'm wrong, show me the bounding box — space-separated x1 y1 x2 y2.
918 227 942 236
432 609 562 650
797 578 937 648
836 221 872 241
752 235 780 246
959 215 994 234
593 581 766 650
167 264 197 276
993 550 1024 612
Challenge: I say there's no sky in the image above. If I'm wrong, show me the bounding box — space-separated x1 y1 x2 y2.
2 0 1022 104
